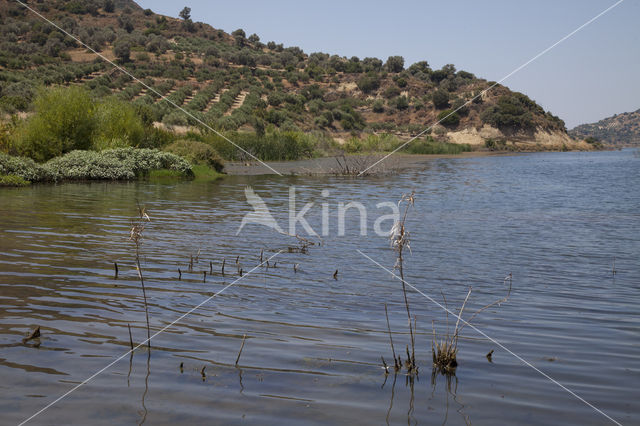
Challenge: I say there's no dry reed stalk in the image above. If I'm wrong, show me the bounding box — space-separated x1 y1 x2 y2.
390 191 417 372
130 205 151 348
384 303 400 371
432 277 512 373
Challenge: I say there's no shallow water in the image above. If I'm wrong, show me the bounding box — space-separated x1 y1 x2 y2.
0 150 638 425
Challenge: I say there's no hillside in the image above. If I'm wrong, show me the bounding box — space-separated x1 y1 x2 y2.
0 0 584 151
570 109 640 146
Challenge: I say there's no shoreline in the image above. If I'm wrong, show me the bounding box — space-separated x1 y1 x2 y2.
223 151 524 176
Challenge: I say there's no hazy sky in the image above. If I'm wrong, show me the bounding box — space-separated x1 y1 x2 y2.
136 0 639 128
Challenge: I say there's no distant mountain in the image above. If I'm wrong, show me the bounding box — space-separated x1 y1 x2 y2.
570 109 640 146
0 0 571 146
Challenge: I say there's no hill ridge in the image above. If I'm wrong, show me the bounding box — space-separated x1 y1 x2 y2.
0 0 580 150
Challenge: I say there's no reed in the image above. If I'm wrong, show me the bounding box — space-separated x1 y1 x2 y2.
432 277 512 374
390 191 417 373
129 205 151 348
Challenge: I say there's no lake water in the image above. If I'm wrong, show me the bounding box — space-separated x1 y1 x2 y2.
0 150 638 425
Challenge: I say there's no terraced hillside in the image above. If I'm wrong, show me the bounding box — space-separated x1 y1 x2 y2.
0 0 571 146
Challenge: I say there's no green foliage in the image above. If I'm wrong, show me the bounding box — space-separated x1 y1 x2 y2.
0 152 49 182
385 56 405 73
437 109 460 127
44 148 192 181
342 133 399 153
205 130 316 161
190 164 224 181
357 73 381 94
164 140 224 172
484 138 506 150
92 98 146 150
584 136 599 144
432 90 449 109
12 86 95 162
383 86 401 99
394 95 409 111
481 92 540 131
8 87 160 160
104 0 115 13
179 7 191 20
0 174 30 187
402 139 471 155
113 39 131 62
372 99 385 113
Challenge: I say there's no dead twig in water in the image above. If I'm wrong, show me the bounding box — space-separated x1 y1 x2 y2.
235 334 247 367
23 326 40 343
127 323 134 351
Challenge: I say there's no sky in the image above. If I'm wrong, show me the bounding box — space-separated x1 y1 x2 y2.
136 0 639 128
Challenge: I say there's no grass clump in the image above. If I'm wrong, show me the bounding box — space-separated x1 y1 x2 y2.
163 139 224 172
0 174 30 187
191 164 224 181
204 130 317 161
402 139 471 155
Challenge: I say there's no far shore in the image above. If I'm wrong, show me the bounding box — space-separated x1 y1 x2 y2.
223 151 522 176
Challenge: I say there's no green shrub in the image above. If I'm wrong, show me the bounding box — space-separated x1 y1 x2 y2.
45 148 193 181
45 150 135 181
164 140 224 172
0 174 30 187
481 92 539 131
437 109 460 127
357 73 381 93
394 95 409 110
92 98 146 150
162 111 189 126
372 99 385 113
385 56 405 73
12 86 95 162
0 152 49 181
432 90 449 109
383 86 401 99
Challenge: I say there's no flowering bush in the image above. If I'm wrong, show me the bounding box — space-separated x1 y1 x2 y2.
0 148 193 185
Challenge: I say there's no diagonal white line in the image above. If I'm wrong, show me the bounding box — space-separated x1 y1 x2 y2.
14 0 283 176
358 0 625 176
357 249 622 426
19 250 284 426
